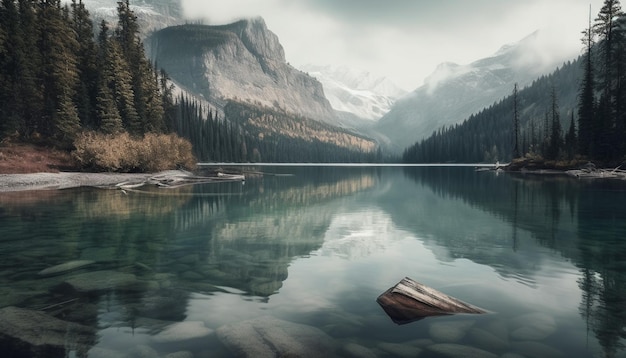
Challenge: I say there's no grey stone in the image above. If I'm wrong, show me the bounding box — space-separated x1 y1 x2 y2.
80 247 117 261
0 306 95 354
216 316 336 358
165 351 194 358
500 353 526 358
127 344 159 358
510 313 556 341
483 319 510 342
60 270 145 293
152 321 214 343
323 323 361 338
340 342 377 358
88 347 125 358
377 342 422 358
510 341 564 358
429 320 476 343
427 343 498 358
181 271 204 281
177 254 200 265
38 260 95 276
468 327 509 353
404 338 435 348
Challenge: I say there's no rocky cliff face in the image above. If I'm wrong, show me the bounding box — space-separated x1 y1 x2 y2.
147 18 336 123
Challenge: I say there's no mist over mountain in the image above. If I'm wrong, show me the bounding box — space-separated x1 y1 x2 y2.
147 18 336 123
300 64 407 122
375 30 579 152
76 0 184 36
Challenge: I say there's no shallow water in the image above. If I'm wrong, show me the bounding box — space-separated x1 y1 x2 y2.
0 166 625 357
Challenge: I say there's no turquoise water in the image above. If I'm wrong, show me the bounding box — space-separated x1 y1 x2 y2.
0 166 625 357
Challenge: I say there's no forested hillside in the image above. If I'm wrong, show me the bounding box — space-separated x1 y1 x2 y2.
174 98 382 163
404 0 626 166
403 60 581 163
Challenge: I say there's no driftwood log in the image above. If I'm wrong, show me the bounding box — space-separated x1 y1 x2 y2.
111 170 245 191
377 277 487 325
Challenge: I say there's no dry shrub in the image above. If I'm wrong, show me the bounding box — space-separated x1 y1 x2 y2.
73 132 196 172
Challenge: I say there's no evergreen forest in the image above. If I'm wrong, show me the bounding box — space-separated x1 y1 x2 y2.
403 0 626 166
0 0 169 147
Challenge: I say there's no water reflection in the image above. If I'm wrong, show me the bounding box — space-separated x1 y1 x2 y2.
404 167 626 358
1 166 626 357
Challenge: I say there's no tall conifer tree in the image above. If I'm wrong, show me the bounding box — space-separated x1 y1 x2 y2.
71 0 98 129
579 6 596 157
512 83 520 158
593 0 624 159
38 0 81 147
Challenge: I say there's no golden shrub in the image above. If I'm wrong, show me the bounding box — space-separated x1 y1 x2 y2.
73 132 196 172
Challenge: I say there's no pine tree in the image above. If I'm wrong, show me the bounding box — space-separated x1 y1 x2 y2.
565 112 578 159
578 9 596 157
114 0 164 134
159 69 177 131
593 0 624 160
70 0 98 129
17 0 43 137
594 0 624 93
0 0 22 136
512 83 520 158
38 0 81 147
547 87 563 160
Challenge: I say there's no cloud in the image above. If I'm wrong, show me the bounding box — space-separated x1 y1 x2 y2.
180 0 604 91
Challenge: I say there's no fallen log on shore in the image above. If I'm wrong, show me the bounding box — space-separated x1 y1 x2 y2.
377 277 488 325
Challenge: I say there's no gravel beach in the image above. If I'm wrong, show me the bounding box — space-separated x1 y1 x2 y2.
0 172 154 192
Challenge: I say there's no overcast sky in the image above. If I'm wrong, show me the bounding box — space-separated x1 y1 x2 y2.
181 0 604 91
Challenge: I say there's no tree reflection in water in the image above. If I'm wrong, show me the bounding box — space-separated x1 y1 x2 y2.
404 166 626 358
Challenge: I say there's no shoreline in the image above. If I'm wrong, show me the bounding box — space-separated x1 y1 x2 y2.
0 172 155 193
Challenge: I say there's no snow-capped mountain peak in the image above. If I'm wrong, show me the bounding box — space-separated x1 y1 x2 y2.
300 64 407 121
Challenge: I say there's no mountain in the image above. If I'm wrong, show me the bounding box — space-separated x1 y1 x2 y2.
300 64 407 122
375 30 579 152
402 58 582 163
146 18 336 123
77 0 184 36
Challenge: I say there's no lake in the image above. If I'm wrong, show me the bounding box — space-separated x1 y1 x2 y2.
1 165 625 357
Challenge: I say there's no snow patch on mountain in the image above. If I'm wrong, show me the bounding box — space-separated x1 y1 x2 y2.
301 64 407 121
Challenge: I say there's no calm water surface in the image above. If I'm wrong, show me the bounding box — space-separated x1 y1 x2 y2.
1 166 625 357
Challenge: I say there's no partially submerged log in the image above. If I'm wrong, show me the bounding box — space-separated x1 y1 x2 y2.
105 170 245 191
377 277 487 325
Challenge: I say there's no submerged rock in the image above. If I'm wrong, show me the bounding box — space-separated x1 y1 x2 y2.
38 260 95 276
152 321 213 343
510 341 564 358
59 270 146 293
429 320 475 343
467 327 509 352
510 313 556 341
127 344 159 358
340 342 377 358
376 342 422 357
0 306 95 356
216 316 336 357
165 351 194 358
427 343 498 358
